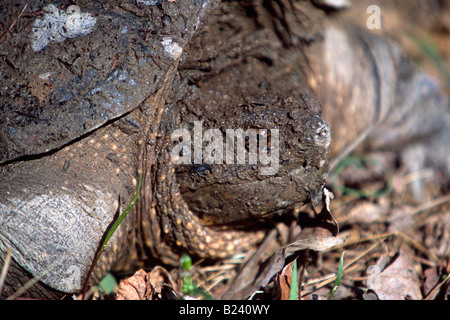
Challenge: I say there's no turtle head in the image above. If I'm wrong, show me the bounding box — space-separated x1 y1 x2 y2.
172 94 331 226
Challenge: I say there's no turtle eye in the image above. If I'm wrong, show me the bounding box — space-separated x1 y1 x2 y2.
188 164 212 175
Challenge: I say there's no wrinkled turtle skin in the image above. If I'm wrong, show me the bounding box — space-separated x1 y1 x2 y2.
0 0 448 298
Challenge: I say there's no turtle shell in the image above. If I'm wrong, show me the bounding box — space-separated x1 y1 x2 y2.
0 0 219 164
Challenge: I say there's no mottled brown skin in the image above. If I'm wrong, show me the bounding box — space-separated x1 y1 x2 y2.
136 0 331 265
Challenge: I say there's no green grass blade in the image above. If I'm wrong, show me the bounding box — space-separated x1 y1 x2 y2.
331 156 392 198
82 176 142 298
100 176 142 254
328 251 345 300
289 259 298 300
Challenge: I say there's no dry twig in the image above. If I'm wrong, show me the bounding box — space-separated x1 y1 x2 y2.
0 3 28 44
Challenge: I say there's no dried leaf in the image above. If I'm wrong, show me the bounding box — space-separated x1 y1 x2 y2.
115 269 147 300
277 260 296 300
346 201 384 224
312 188 339 236
365 249 422 300
146 266 178 300
283 236 346 258
115 267 178 300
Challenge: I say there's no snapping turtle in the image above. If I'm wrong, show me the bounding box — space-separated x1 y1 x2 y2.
0 0 448 298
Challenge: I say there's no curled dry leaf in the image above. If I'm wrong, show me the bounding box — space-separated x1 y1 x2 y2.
115 269 147 300
146 266 178 300
277 260 296 300
311 188 339 236
115 267 178 300
282 236 346 257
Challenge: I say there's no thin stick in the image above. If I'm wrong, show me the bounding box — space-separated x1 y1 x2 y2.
331 230 439 262
424 274 450 300
7 255 65 300
301 242 380 297
0 3 28 44
414 194 450 224
0 248 13 296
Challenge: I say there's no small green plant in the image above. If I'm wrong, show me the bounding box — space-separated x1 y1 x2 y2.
327 251 346 300
289 259 298 300
95 272 118 296
82 176 142 299
331 156 392 198
179 253 212 300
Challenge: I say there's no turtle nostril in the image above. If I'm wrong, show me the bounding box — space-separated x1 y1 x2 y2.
312 117 331 149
